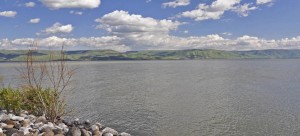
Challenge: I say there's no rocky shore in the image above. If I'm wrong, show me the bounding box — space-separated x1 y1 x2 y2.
0 110 131 136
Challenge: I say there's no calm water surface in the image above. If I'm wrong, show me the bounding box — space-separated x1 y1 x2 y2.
1 60 300 136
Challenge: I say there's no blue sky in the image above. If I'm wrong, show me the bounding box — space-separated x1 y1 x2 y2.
0 0 300 51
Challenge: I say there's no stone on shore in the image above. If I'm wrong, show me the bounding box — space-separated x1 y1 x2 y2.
120 132 131 136
0 111 130 136
102 127 118 136
102 133 113 136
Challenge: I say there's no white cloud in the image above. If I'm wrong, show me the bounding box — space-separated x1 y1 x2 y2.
162 0 190 8
70 10 83 15
3 10 300 51
40 0 101 9
146 0 151 3
0 11 17 18
95 10 182 37
2 36 129 51
178 0 270 21
222 32 233 36
184 30 189 34
42 23 74 35
28 18 40 24
232 3 257 17
3 35 300 51
25 2 35 7
257 0 273 5
180 0 240 21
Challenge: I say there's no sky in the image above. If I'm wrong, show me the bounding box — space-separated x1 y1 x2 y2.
0 0 300 51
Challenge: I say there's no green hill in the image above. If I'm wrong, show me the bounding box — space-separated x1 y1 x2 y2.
1 49 300 61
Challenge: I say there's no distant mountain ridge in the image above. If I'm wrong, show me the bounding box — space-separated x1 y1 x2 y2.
1 49 300 61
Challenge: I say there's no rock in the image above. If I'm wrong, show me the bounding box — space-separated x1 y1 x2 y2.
45 122 55 129
0 113 129 136
19 113 28 118
14 123 21 129
120 132 131 136
41 127 55 136
83 120 91 129
66 126 81 136
20 119 31 127
0 132 5 136
80 129 90 136
33 122 44 129
101 127 118 136
102 133 113 136
91 130 101 136
35 116 47 124
52 129 63 135
27 115 36 122
8 114 24 121
5 120 16 125
40 127 52 133
0 123 7 128
0 114 9 122
42 131 54 136
4 128 20 136
94 123 102 130
90 125 99 132
4 124 14 129
73 118 80 126
57 123 68 134
19 127 31 135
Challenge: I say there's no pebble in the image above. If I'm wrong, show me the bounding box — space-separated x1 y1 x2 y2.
92 130 102 136
80 129 90 136
102 133 113 136
120 132 131 136
102 127 118 136
66 126 81 136
0 111 130 136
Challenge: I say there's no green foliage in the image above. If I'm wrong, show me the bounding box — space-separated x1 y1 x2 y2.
0 87 66 120
0 88 23 114
23 88 67 121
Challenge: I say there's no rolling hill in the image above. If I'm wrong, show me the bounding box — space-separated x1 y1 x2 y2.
1 49 300 61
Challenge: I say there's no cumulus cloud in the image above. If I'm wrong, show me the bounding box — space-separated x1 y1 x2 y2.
232 3 257 17
28 18 40 24
178 0 271 21
95 10 182 37
25 2 35 7
1 36 129 51
162 0 190 8
0 11 17 18
70 10 83 15
3 10 300 51
180 0 240 21
257 0 273 5
40 0 101 9
3 35 300 51
42 23 74 35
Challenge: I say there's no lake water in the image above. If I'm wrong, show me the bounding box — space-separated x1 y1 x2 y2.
1 60 300 135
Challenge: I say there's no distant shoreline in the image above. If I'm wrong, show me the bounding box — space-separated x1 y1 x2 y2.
2 49 300 61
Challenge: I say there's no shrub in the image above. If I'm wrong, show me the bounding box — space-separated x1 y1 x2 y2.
0 87 23 114
17 43 75 122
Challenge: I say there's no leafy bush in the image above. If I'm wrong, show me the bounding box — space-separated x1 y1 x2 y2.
0 87 23 114
0 87 68 121
0 43 74 122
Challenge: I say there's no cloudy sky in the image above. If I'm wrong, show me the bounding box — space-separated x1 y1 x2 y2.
0 0 300 51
